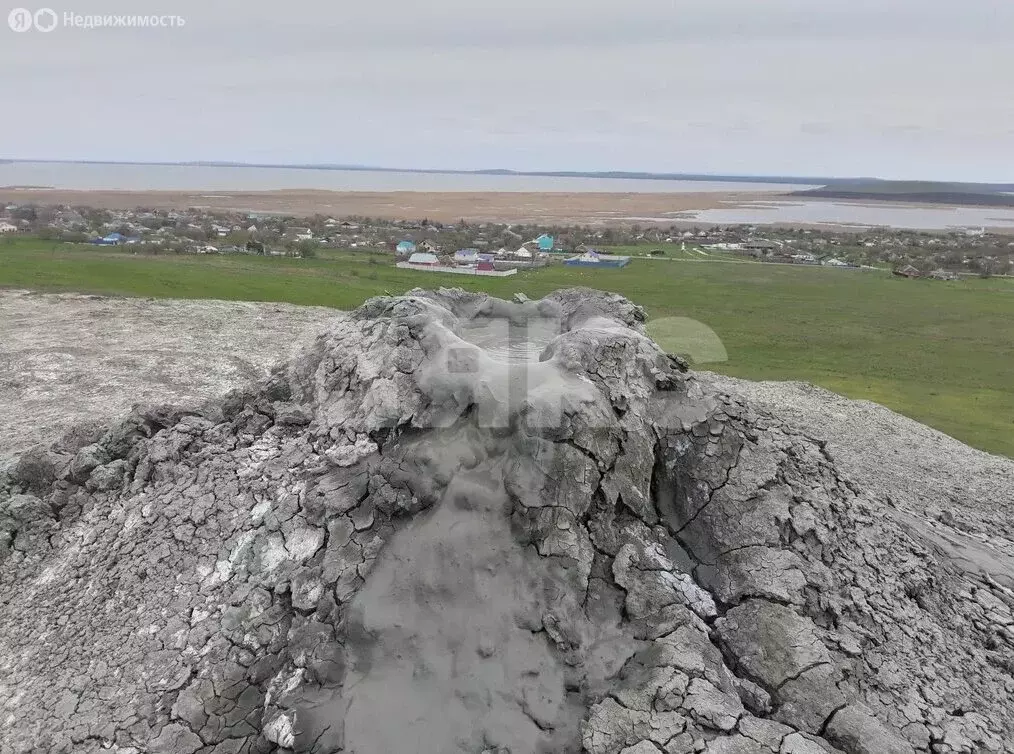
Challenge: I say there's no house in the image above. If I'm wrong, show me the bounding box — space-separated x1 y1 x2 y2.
454 248 480 265
396 240 417 256
535 234 555 252
563 250 630 268
929 269 959 281
823 258 850 267
0 221 18 234
419 240 441 253
512 245 535 260
893 265 922 279
791 253 818 264
92 232 125 246
407 252 439 266
477 253 496 272
743 239 777 254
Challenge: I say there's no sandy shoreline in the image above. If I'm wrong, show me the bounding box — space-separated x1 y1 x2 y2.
0 188 770 224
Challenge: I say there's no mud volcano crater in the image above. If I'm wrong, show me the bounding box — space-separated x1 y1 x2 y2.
1 288 1012 754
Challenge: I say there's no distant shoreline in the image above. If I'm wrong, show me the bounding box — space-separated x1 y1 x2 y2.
3 159 1011 192
793 188 1014 208
0 159 849 185
3 187 1014 233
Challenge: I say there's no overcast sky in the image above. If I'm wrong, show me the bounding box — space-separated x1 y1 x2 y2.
2 0 1013 181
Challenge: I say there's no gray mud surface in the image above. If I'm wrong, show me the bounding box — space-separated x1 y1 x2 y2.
1 289 1012 754
0 290 340 455
699 374 1014 586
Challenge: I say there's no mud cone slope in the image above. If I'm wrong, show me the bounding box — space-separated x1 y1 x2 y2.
1 288 1012 754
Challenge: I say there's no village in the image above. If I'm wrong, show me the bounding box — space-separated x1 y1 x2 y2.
1 202 1013 277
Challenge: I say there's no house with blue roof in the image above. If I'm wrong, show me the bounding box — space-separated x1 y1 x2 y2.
91 232 125 246
535 234 555 252
395 240 417 256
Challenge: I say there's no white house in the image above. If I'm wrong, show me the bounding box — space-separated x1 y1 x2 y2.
0 221 18 234
407 252 439 266
454 248 480 265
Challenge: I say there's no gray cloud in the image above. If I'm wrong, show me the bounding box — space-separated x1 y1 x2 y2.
2 0 1012 180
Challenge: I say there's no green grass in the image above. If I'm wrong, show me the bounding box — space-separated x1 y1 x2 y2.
600 244 749 262
3 237 1013 457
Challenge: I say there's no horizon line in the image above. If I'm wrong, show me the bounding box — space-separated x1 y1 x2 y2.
1 158 1012 188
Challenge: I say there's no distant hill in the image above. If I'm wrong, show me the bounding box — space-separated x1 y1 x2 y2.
3 159 1012 194
793 179 1014 207
1 159 835 184
467 169 837 184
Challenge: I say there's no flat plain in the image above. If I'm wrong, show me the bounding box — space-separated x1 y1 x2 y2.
0 188 771 224
2 237 1012 457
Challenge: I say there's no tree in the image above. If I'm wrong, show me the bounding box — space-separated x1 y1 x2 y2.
295 239 319 259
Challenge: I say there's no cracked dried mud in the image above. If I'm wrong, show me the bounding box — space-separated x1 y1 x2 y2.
1 288 1012 754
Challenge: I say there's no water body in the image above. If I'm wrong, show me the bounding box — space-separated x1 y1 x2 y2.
627 200 1014 230
0 161 815 194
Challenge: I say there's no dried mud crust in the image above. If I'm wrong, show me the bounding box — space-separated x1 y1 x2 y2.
1 287 1011 754
0 290 340 456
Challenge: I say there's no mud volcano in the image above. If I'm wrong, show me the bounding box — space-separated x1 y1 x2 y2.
1 288 1012 754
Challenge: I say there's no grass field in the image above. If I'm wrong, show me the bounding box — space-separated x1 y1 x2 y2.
3 237 1013 457
600 244 749 262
